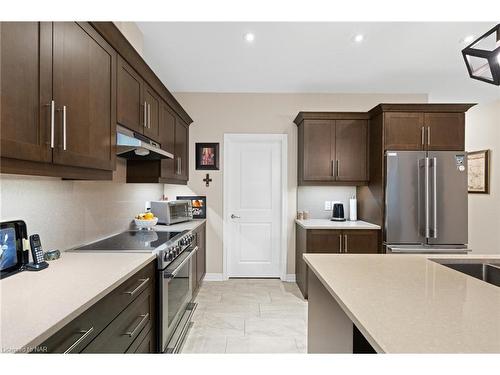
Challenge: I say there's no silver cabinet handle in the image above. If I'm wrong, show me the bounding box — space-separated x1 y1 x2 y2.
427 126 431 146
124 313 149 338
123 278 150 297
143 101 147 128
339 235 342 253
147 103 151 129
344 234 348 253
421 126 425 147
336 160 340 178
231 214 240 219
50 100 55 148
63 327 94 354
177 157 182 175
63 105 67 151
331 160 335 177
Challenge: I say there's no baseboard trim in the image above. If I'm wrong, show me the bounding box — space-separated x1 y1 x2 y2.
284 274 296 283
203 273 224 281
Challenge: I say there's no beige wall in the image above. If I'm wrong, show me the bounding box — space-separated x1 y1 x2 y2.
114 22 144 57
173 92 428 275
465 100 500 254
0 160 163 252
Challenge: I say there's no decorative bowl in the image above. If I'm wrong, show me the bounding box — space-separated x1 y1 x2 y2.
134 217 158 229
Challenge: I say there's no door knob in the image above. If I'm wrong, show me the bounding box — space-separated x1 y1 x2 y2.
231 214 240 219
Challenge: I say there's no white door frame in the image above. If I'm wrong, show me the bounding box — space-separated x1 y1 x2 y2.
223 133 288 281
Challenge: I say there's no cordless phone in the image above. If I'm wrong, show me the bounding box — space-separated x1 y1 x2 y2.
26 234 49 270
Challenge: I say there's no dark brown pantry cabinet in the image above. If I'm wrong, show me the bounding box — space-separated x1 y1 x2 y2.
295 113 369 185
295 224 379 299
0 22 116 179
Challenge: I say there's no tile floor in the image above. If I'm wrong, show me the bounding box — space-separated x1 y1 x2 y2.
180 279 307 353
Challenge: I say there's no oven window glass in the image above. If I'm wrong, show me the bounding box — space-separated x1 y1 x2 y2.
167 257 190 328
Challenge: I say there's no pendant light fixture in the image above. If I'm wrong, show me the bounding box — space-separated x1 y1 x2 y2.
462 23 500 86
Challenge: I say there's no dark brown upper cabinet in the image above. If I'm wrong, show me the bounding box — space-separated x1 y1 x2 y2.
379 105 472 151
0 22 52 164
0 22 115 179
175 118 189 182
143 83 160 142
51 22 116 171
295 113 369 186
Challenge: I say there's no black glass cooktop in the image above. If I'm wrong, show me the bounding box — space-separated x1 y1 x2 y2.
76 230 184 252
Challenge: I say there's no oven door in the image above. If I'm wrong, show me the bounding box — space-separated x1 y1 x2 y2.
160 245 198 352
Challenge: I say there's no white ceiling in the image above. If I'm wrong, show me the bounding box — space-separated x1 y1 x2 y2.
137 22 500 103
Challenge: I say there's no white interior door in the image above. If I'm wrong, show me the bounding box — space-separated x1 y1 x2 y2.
225 134 285 278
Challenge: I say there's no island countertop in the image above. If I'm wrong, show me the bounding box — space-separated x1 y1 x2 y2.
0 252 155 352
303 253 500 353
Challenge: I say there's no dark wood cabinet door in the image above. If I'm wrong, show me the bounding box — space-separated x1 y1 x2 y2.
160 102 177 180
117 56 143 133
307 230 343 253
196 224 206 285
424 112 465 151
0 22 52 163
52 22 116 171
384 112 424 151
343 230 379 254
174 118 189 181
335 119 368 182
302 120 335 181
143 83 160 142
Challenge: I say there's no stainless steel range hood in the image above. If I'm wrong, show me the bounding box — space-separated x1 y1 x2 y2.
116 125 173 160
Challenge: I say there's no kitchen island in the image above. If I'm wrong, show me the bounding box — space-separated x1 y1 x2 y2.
304 253 500 353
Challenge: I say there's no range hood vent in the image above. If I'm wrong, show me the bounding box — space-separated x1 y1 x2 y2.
116 125 173 160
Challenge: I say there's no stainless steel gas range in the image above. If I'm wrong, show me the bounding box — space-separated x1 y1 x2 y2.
73 228 198 353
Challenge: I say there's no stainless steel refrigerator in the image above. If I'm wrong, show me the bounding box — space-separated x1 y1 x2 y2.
384 150 469 254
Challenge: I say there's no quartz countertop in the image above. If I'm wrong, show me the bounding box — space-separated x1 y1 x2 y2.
303 253 500 353
0 252 155 353
153 218 206 232
296 219 381 230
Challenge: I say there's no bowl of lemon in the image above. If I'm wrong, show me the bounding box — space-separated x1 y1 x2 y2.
134 212 158 230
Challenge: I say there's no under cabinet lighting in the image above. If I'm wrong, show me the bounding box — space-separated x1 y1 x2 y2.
354 34 364 43
244 32 255 43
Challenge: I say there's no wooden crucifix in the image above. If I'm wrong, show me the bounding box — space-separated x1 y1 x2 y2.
203 173 212 187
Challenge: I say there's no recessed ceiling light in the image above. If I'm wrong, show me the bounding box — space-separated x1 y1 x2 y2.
462 35 475 44
354 34 364 43
244 32 255 43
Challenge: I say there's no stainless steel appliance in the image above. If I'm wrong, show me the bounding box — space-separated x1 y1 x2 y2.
116 125 173 160
384 150 469 254
331 202 346 222
151 200 193 225
74 228 198 353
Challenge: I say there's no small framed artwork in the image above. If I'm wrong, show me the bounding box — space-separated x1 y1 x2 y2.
468 150 490 194
177 195 207 219
196 143 219 170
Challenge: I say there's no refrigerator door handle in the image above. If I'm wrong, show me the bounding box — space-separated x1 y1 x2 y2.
432 157 438 238
425 157 430 239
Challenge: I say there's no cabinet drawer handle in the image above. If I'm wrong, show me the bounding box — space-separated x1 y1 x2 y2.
63 327 94 354
123 278 150 297
339 235 342 253
124 313 149 338
344 234 348 253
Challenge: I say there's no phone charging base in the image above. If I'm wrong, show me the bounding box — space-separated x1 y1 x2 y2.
25 262 49 271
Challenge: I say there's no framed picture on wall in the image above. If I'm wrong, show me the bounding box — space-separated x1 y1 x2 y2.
468 150 490 194
177 195 207 219
195 143 219 170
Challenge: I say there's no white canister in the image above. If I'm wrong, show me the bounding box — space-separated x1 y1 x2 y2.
349 197 357 221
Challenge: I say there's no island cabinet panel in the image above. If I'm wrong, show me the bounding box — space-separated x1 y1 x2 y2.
0 22 52 164
295 224 380 299
39 261 157 353
295 113 369 186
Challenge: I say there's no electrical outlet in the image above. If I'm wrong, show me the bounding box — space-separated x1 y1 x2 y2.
324 201 332 211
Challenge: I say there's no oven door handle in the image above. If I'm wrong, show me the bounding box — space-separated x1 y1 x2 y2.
164 246 199 279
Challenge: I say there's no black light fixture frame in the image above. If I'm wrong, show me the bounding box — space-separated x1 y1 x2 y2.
462 23 500 86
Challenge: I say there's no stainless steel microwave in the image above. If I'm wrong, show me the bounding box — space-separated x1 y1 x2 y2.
150 200 193 225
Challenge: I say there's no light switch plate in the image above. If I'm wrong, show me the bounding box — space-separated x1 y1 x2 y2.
324 201 332 211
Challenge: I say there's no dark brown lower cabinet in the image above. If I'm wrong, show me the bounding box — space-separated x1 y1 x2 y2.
39 261 157 353
296 224 380 298
192 223 207 295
